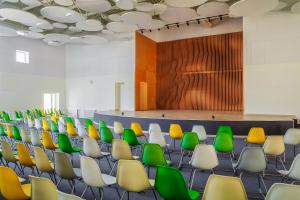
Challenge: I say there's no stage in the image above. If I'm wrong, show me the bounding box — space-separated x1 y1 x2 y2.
94 110 295 136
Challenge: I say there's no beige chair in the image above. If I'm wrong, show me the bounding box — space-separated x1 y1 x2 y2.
284 128 300 157
114 121 124 138
20 127 31 144
265 183 300 200
29 176 84 200
278 154 300 184
116 159 156 199
80 156 120 199
110 139 138 175
202 175 248 200
1 140 22 172
33 147 56 183
54 152 82 193
263 136 286 169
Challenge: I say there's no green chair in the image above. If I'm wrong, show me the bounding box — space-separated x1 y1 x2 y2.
155 165 201 200
123 128 144 147
213 133 235 161
85 118 93 129
0 125 7 137
142 143 170 176
178 132 199 168
217 125 233 138
12 126 22 141
65 117 74 126
98 120 107 131
50 120 59 133
100 127 114 152
58 133 82 154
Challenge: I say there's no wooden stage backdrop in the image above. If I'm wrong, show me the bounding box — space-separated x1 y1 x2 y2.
135 32 243 111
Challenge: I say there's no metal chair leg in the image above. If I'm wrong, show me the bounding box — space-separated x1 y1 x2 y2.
81 185 88 198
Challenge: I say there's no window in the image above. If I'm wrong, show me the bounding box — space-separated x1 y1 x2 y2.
16 50 29 64
44 93 59 110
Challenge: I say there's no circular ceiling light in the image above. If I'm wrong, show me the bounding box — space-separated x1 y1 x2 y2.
196 2 229 18
76 0 111 12
41 6 85 23
106 22 138 33
76 19 103 31
165 0 208 8
160 7 198 23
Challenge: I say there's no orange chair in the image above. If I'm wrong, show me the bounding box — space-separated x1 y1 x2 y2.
88 124 100 140
169 124 184 150
246 127 266 145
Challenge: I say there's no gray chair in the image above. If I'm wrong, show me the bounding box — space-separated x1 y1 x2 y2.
265 183 300 200
54 152 82 194
278 154 300 184
191 125 207 142
284 128 300 157
233 147 267 193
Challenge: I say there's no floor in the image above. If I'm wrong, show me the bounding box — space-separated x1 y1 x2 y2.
0 131 296 200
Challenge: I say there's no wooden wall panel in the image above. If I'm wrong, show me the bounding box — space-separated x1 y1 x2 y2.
156 32 243 111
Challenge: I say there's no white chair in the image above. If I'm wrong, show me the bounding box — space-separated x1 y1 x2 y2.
189 144 219 189
265 183 300 200
20 127 31 144
148 123 162 134
113 121 124 138
74 118 81 128
27 118 34 129
59 116 65 125
192 125 207 142
284 128 300 157
83 137 111 169
30 129 42 147
278 154 300 184
148 131 171 160
58 121 66 133
77 124 87 138
35 118 42 130
80 156 120 199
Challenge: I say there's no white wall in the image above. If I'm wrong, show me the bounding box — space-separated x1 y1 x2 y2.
0 36 66 112
244 12 300 115
65 39 135 113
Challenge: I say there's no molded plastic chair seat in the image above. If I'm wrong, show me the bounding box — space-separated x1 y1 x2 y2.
277 154 300 183
114 121 124 137
42 131 58 150
42 119 51 131
20 127 31 143
13 126 22 141
131 122 145 137
169 123 183 139
31 129 42 147
100 126 114 144
77 124 88 138
149 131 168 148
149 123 162 134
246 127 266 144
217 125 233 138
50 120 59 132
265 183 300 200
67 122 78 137
123 128 144 147
284 128 300 156
179 132 200 168
85 118 93 129
88 124 100 140
58 133 82 154
142 143 170 168
263 136 285 169
17 142 36 167
213 134 234 153
192 125 207 141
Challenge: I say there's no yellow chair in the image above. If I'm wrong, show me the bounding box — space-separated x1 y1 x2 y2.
42 131 58 150
0 166 31 199
131 122 145 138
42 119 51 132
50 115 58 124
66 122 78 137
169 124 184 149
88 124 100 140
202 174 248 200
263 136 285 169
16 142 37 174
246 127 266 144
33 147 56 183
6 124 14 139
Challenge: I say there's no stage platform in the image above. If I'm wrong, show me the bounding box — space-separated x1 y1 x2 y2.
94 110 295 136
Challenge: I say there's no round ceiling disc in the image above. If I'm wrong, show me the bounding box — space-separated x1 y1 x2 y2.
136 2 154 12
273 1 287 11
116 0 136 10
0 24 17 36
291 1 300 13
54 0 73 6
102 29 114 35
108 14 121 22
140 19 165 30
121 11 152 26
41 6 85 23
76 0 111 12
17 30 44 39
76 19 103 31
196 2 229 18
160 7 198 23
106 22 138 33
153 3 167 15
165 0 208 8
46 40 65 46
53 22 68 29
36 18 53 30
81 35 108 44
3 0 18 3
44 33 70 43
68 26 82 32
0 8 39 27
229 0 279 17
29 26 44 33
20 0 41 7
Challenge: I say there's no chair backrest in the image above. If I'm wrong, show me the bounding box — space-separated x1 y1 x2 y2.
111 139 132 160
42 119 51 131
142 143 167 166
12 126 22 141
30 176 58 200
123 128 140 146
263 136 285 156
50 120 59 132
88 124 100 140
265 183 300 200
30 129 42 146
148 123 162 134
0 166 30 199
66 117 74 126
85 118 93 129
54 152 76 179
202 175 248 200
77 124 88 138
169 124 183 139
235 147 266 173
117 159 151 192
20 127 31 143
35 118 42 129
247 127 266 144
217 125 233 138
27 118 34 128
33 147 53 172
131 122 144 137
66 122 77 137
59 116 65 125
0 124 5 136
16 142 35 166
155 165 192 200
6 124 13 138
190 144 219 170
42 131 56 149
149 131 167 148
58 133 74 153
98 120 107 129
58 121 66 133
83 137 101 158
80 156 106 187
213 133 234 153
284 128 300 145
1 140 17 162
286 154 300 180
100 127 114 143
192 125 207 141
114 121 124 135
181 132 199 151
74 118 81 128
